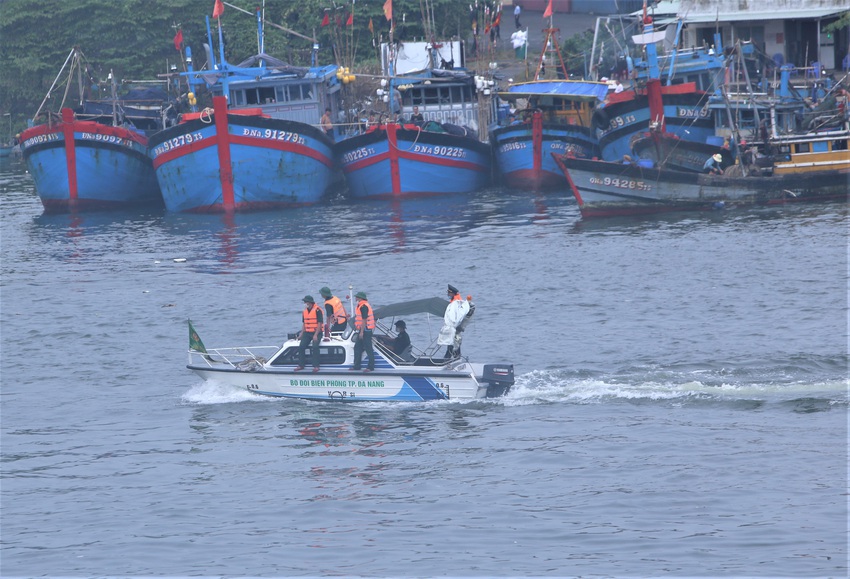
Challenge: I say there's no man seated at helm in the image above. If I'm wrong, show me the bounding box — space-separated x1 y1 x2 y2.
375 320 412 359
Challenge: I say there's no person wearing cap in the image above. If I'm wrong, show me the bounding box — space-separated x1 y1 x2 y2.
295 295 323 372
703 153 723 175
391 320 411 357
320 286 349 334
350 291 375 372
438 284 472 358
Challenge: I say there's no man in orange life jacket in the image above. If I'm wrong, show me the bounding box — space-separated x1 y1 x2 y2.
350 291 375 372
295 295 323 372
320 286 349 334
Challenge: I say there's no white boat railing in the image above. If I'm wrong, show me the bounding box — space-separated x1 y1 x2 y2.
188 346 279 368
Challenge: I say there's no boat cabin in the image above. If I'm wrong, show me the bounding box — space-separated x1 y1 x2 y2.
211 57 342 127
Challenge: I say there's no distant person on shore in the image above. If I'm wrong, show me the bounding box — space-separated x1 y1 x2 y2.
514 4 521 28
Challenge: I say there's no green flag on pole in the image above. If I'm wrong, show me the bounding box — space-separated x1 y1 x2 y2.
188 320 207 353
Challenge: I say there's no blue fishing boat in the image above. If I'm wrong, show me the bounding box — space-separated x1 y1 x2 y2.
148 11 342 212
337 43 492 199
338 121 491 199
492 80 608 190
19 48 172 212
590 15 722 162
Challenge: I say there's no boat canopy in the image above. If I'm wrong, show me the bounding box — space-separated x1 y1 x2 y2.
499 81 609 102
374 297 449 320
234 53 309 76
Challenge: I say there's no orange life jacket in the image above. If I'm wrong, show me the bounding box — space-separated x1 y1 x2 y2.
354 300 375 330
324 296 348 324
303 305 322 332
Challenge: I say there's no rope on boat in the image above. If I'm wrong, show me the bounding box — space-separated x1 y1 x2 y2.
199 108 214 123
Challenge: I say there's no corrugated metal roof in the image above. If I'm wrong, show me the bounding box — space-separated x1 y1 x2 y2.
676 7 846 23
631 2 845 22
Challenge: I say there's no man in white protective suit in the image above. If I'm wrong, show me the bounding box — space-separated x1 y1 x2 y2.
438 284 475 359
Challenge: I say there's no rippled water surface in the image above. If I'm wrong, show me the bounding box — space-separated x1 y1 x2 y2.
1 156 847 577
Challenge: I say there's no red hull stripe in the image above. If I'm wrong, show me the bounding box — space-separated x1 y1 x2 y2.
152 134 332 171
395 149 485 171
61 109 78 200
229 134 332 167
343 151 390 173
341 149 484 174
20 118 148 146
213 96 235 210
151 137 217 169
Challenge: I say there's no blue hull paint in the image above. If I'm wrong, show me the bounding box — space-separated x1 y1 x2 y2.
594 95 714 162
20 128 160 212
149 114 335 213
338 127 491 199
492 124 599 189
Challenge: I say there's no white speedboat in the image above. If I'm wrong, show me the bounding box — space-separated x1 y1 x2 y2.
186 297 514 402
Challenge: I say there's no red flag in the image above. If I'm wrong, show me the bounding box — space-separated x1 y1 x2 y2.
493 12 501 27
173 29 183 51
213 0 224 19
321 11 330 26
383 0 392 21
346 12 353 26
543 0 553 18
368 17 374 34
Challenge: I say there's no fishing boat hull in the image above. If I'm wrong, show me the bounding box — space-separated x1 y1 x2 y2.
553 153 850 218
491 122 599 190
338 124 491 199
148 96 334 213
593 88 714 162
630 131 734 172
19 110 160 212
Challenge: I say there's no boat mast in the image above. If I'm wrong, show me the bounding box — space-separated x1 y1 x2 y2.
534 5 568 81
635 2 665 132
32 47 77 123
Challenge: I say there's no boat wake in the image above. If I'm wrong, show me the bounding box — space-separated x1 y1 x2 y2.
507 367 849 409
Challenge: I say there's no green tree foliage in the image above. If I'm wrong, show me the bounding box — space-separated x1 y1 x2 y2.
0 0 474 132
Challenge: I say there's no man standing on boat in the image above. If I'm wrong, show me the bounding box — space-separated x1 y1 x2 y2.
350 291 376 372
321 108 334 140
320 286 349 334
295 295 323 372
439 284 472 358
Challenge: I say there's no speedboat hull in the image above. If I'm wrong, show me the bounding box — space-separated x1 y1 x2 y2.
189 361 510 402
20 109 160 212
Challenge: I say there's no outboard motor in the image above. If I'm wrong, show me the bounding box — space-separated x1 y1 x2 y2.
482 364 515 398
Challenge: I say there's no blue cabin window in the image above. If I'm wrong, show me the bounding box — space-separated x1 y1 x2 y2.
270 346 347 366
811 141 828 153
